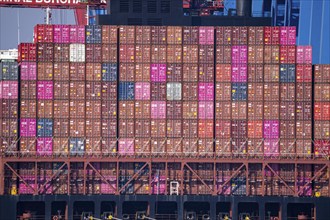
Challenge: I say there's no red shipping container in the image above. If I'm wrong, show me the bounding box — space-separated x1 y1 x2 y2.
20 119 36 137
280 83 295 101
0 81 18 99
183 45 198 63
216 83 231 101
20 100 36 118
135 138 151 154
314 65 330 83
18 43 37 62
85 119 101 137
135 120 150 137
198 139 213 155
198 64 214 82
102 25 117 44
86 100 101 118
135 82 150 100
53 62 70 81
280 45 296 63
151 120 166 137
296 83 312 101
118 101 134 118
118 119 135 137
247 139 263 156
134 101 151 119
167 101 182 119
264 102 280 119
151 45 167 63
182 119 198 137
264 139 279 157
264 27 280 45
183 64 198 82
69 81 85 99
198 101 214 119
20 81 36 99
86 63 102 81
215 120 231 138
135 63 150 81
231 101 247 119
199 45 214 63
54 44 70 62
264 46 280 64
118 138 134 155
167 45 182 63
296 64 312 82
151 101 166 119
296 102 312 120
37 43 54 61
20 62 37 80
216 26 232 45
151 138 166 154
101 119 117 137
231 138 247 154
167 120 182 137
119 26 135 44
167 138 182 155
119 44 135 63
199 27 214 45
215 101 231 119
69 100 85 118
20 137 36 153
248 83 263 101
182 101 198 119
37 100 53 118
53 100 69 118
37 81 53 100
216 45 232 64
53 25 70 43
314 140 330 158
37 138 52 156
135 45 151 63
198 120 213 138
248 120 263 138
53 119 69 137
34 24 53 43
314 102 330 120
85 137 102 153
102 44 117 62
279 139 296 156
86 81 102 100
167 64 182 82
151 26 167 44
248 45 264 63
183 26 199 44
264 64 280 82
314 121 330 139
296 121 312 139
216 64 231 82
69 25 85 43
151 83 166 100
69 63 85 80
136 26 151 44
315 84 330 101
101 101 117 119
296 46 312 64
264 83 279 100
198 83 214 101
248 26 264 45
280 121 295 139
215 138 231 155
280 101 295 120
247 101 263 119
248 64 263 82
101 82 117 100
37 62 53 80
231 120 247 138
232 26 248 45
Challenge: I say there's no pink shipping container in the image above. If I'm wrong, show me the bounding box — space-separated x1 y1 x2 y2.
20 62 37 80
0 81 18 99
135 82 150 100
264 27 280 45
118 139 134 155
53 25 70 43
151 101 166 119
199 27 214 45
231 45 247 64
296 46 312 64
152 176 166 194
69 25 85 43
20 119 37 137
37 138 52 156
263 120 280 138
150 64 166 82
264 139 279 157
198 101 214 119
231 64 247 82
34 24 53 43
198 83 214 101
37 81 53 100
280 26 296 45
19 177 36 194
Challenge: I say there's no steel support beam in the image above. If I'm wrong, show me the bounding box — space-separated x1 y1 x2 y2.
38 162 66 194
185 163 213 194
217 163 245 194
4 162 35 193
118 162 148 194
266 163 295 194
87 162 117 193
297 164 327 195
0 157 4 195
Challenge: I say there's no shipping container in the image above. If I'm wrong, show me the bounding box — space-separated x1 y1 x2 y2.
248 64 263 82
20 100 36 118
314 102 330 120
231 45 247 64
85 119 101 137
182 101 198 119
264 27 280 45
248 45 264 64
0 118 17 137
34 24 53 43
182 64 198 82
215 101 231 119
248 120 263 138
231 83 247 101
53 43 70 62
36 138 52 156
198 120 213 138
216 45 232 64
53 25 70 43
199 45 214 63
20 118 36 137
248 101 263 119
134 120 150 137
183 26 199 44
314 84 330 101
248 27 264 45
86 81 102 100
280 45 296 63
101 119 117 137
101 101 117 119
135 63 150 81
183 45 198 63
232 26 248 45
69 44 85 62
37 62 53 80
264 46 279 64
85 100 101 118
231 64 247 82
167 63 182 82
118 101 134 118
296 46 312 64
314 121 330 139
215 120 231 138
151 45 167 63
215 83 231 101
135 26 151 44
280 101 296 120
216 27 232 45
37 43 54 62
167 83 182 101
86 25 102 44
296 121 312 139
102 25 117 44
231 101 247 119
151 120 166 137
314 65 330 83
182 119 198 137
167 45 182 63
151 26 167 44
0 61 18 80
86 44 102 62
69 119 85 137
280 83 295 101
167 101 182 119
296 102 312 120
0 81 18 99
279 64 295 82
53 119 69 137
69 138 85 155
167 119 182 137
280 120 295 139
53 100 69 118
69 25 85 43
37 100 53 118
102 44 118 62
18 43 37 62
135 44 151 63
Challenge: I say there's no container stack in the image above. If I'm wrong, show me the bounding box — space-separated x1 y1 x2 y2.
314 65 330 158
0 58 18 155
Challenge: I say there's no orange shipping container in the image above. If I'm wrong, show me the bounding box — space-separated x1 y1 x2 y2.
86 63 102 81
102 25 117 44
264 64 280 82
167 26 182 44
314 102 330 120
20 100 36 118
37 62 53 80
264 46 280 64
53 62 70 80
136 26 151 44
102 44 117 62
216 64 231 82
248 102 263 119
248 120 263 138
198 120 213 138
37 100 53 118
53 100 69 118
135 45 151 63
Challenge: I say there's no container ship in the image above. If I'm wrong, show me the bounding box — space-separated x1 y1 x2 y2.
1 1 330 220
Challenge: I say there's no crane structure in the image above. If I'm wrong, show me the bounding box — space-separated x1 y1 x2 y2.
0 0 107 25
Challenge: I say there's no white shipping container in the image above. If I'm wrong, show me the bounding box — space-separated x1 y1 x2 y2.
70 44 85 62
167 82 182 100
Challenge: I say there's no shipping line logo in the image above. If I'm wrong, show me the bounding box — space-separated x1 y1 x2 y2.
0 0 106 7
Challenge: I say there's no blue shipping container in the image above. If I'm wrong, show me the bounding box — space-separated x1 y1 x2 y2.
119 176 134 194
37 119 53 137
232 83 247 101
119 82 134 100
102 63 117 81
69 138 85 156
85 25 102 44
0 61 18 80
280 64 295 82
231 177 246 196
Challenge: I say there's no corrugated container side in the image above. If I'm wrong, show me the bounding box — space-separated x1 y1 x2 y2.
151 82 166 100
37 62 53 80
53 25 70 43
53 100 69 118
101 101 117 119
135 63 150 81
314 102 330 120
0 61 18 80
85 25 102 44
231 101 247 119
264 139 279 157
135 26 151 44
167 101 182 119
69 25 85 43
182 101 198 119
248 26 264 45
134 101 151 119
151 45 167 63
34 24 53 43
216 45 232 64
280 120 295 139
0 81 18 99
36 138 52 156
69 119 85 137
53 119 69 137
182 119 198 137
135 45 151 63
264 46 279 64
183 45 198 63
150 120 166 137
314 121 330 139
215 120 231 138
314 65 330 83
37 43 54 62
102 25 117 44
102 44 118 62
18 43 37 62
183 64 198 82
296 121 312 139
20 100 36 118
199 45 214 63
167 45 182 63
37 100 53 118
248 64 263 82
280 101 296 120
118 101 134 118
69 44 85 62
183 26 199 44
101 119 117 137
53 44 70 62
0 118 17 137
167 120 182 137
167 63 182 82
215 101 231 119
86 44 102 62
134 120 150 137
248 101 263 119
216 26 232 45
216 83 231 101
